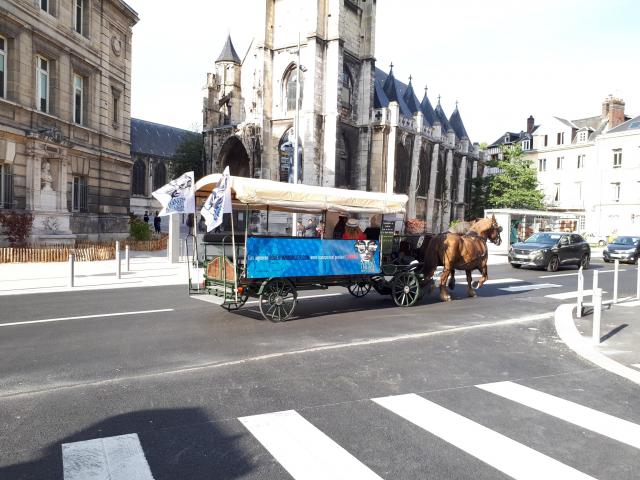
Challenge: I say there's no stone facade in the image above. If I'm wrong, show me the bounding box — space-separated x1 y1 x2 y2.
203 0 482 232
0 0 138 243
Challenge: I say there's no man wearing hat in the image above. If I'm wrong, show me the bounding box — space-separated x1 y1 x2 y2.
343 218 365 240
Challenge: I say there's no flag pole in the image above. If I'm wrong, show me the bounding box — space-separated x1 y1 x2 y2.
230 199 238 303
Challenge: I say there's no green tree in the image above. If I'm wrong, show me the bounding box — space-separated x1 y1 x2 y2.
469 174 491 219
487 145 544 210
170 133 204 179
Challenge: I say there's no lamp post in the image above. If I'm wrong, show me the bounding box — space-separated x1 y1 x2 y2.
291 33 306 233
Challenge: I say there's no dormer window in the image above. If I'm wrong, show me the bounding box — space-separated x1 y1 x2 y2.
504 134 510 143
522 139 530 151
578 131 588 143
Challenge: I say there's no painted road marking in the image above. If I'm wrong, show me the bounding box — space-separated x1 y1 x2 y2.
477 381 640 449
239 410 382 480
62 433 154 480
373 393 595 480
539 269 627 279
499 283 562 293
246 292 344 305
545 289 607 300
632 364 640 369
0 309 174 328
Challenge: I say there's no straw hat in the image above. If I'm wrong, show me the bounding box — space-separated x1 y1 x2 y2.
346 218 359 228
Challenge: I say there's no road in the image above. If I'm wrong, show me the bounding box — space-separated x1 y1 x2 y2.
1 261 639 479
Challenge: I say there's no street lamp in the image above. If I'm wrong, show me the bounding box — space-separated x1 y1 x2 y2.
291 34 307 233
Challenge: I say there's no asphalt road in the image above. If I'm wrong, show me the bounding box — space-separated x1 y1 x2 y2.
1 261 639 479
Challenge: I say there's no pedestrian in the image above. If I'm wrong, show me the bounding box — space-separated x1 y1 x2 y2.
296 220 304 237
198 215 207 233
316 221 325 238
305 218 318 237
153 211 161 234
343 218 365 240
143 211 149 223
333 216 347 239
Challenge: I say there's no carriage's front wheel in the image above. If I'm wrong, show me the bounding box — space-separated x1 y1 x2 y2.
348 281 371 298
392 272 421 307
259 279 297 322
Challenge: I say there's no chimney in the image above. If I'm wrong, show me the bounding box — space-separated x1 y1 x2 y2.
607 96 626 129
526 115 535 134
602 95 611 118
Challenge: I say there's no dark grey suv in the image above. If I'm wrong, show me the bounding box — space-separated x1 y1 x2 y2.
508 232 591 271
603 236 640 264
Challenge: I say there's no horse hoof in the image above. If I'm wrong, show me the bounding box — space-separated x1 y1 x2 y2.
468 290 477 298
471 281 480 289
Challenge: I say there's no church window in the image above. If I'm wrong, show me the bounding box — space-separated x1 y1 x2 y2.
132 159 146 195
0 163 13 209
394 143 411 194
417 149 431 196
341 67 353 110
336 133 352 188
0 36 6 99
153 162 166 191
284 67 302 113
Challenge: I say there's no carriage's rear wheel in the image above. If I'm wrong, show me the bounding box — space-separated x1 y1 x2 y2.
348 281 371 297
259 279 297 322
392 272 421 307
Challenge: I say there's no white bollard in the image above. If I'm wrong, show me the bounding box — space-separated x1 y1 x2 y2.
115 241 121 279
637 262 640 300
125 245 130 272
592 287 602 345
613 259 619 304
576 266 584 318
592 269 598 302
69 253 75 287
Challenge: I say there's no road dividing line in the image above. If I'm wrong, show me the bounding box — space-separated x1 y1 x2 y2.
0 309 174 328
545 289 606 300
239 410 382 480
477 381 640 449
62 433 154 480
373 393 595 480
499 283 562 293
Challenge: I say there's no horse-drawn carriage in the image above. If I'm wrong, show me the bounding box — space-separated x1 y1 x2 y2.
188 174 502 321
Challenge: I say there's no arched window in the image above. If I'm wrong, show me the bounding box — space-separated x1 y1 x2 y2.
336 133 352 188
394 143 411 194
341 66 353 109
132 158 146 195
284 66 303 113
418 148 431 196
153 161 166 191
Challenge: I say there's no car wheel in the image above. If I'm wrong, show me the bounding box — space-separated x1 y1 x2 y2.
598 240 606 247
510 263 521 269
579 254 590 270
546 256 559 272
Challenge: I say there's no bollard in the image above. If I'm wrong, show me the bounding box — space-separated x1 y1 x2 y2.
125 245 130 272
115 241 121 279
613 259 619 304
576 266 584 318
592 269 598 301
69 253 75 288
592 287 602 345
637 262 640 300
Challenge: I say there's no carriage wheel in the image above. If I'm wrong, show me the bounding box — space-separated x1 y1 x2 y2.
259 279 298 322
221 289 250 311
392 272 421 307
348 281 371 298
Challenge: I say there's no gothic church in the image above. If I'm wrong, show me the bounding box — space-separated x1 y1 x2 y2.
203 0 482 232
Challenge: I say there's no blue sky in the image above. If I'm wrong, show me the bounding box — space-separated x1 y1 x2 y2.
127 0 639 144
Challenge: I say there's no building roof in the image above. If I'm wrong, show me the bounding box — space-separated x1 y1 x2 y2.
449 106 469 140
607 114 640 134
434 100 452 132
402 78 421 114
374 67 416 117
420 89 437 126
131 118 199 158
216 34 241 64
488 131 526 149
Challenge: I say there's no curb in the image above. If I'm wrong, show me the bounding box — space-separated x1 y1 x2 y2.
554 303 640 386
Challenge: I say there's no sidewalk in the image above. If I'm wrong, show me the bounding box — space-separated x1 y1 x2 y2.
555 299 640 385
0 250 189 296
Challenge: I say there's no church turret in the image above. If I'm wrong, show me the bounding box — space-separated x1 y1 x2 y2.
208 35 244 127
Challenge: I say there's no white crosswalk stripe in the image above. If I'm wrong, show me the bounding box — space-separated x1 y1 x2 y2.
62 433 154 480
545 289 607 300
477 381 640 449
372 393 596 480
238 410 382 480
499 283 562 293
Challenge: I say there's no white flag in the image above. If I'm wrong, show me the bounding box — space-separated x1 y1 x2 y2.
151 172 195 216
201 166 232 232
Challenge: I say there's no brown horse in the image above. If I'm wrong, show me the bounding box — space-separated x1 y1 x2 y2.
420 215 502 302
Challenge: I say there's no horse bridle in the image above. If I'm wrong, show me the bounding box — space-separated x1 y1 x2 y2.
489 223 503 246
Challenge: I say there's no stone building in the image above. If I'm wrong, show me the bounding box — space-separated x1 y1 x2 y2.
202 0 482 233
129 118 199 218
0 0 138 243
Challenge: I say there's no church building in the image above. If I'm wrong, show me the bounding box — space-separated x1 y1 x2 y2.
203 0 483 232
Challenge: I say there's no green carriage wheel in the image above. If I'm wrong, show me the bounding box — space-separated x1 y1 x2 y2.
392 271 421 307
259 279 298 322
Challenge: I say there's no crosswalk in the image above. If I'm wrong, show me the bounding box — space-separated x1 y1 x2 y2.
61 381 640 479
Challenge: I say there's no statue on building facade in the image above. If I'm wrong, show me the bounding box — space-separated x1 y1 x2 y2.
41 160 54 191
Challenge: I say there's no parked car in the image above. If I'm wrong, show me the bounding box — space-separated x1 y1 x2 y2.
602 236 640 264
508 232 591 271
582 233 608 247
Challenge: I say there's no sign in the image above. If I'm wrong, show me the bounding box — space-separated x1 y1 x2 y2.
380 220 395 256
246 238 380 279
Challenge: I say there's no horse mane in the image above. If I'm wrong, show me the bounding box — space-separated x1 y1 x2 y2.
468 217 493 236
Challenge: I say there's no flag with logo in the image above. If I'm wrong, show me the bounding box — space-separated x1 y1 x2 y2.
201 166 232 232
151 171 195 216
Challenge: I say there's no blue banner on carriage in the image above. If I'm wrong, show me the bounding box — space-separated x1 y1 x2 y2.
246 237 380 278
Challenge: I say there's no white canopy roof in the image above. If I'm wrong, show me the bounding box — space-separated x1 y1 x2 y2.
195 174 408 214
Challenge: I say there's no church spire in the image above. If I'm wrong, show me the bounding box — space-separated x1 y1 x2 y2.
216 34 241 64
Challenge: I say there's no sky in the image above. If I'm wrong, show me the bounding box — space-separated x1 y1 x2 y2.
126 0 640 144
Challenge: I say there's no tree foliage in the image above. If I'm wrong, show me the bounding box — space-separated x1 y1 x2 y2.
170 133 204 179
486 145 544 210
0 211 34 246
